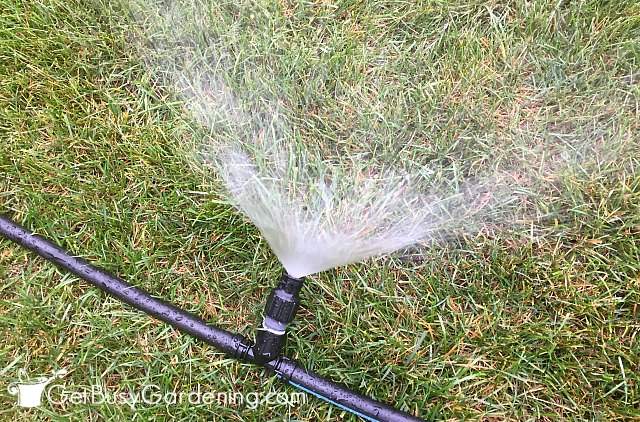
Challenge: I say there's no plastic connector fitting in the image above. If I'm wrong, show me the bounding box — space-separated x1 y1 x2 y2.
254 272 304 363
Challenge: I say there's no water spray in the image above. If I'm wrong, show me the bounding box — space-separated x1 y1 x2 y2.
0 215 422 421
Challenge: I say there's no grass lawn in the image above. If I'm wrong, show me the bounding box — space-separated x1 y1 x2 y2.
1 0 639 420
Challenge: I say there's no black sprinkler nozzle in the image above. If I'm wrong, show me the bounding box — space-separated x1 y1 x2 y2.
254 272 304 363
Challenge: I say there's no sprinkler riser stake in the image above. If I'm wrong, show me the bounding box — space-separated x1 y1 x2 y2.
254 272 304 363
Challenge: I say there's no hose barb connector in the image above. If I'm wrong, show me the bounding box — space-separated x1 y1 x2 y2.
254 271 304 363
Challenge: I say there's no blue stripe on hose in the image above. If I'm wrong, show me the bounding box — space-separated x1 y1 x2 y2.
288 381 381 422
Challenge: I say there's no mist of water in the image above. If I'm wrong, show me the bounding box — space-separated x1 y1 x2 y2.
128 1 635 278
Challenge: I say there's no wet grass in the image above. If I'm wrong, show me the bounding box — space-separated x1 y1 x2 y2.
1 0 639 420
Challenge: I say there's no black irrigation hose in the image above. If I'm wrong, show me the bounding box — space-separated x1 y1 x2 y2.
0 215 423 422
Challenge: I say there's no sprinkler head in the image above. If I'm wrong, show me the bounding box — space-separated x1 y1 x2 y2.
254 271 304 364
